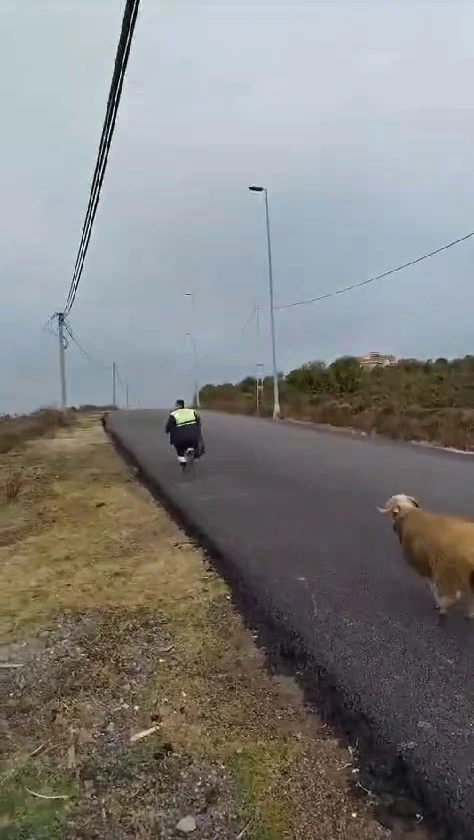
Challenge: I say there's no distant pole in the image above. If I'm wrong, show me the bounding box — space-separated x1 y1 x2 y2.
185 292 200 408
248 186 281 419
256 363 264 415
58 312 67 410
112 361 117 407
126 383 129 409
191 333 200 409
255 306 261 415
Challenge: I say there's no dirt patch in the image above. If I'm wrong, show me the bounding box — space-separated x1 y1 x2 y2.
1 415 429 839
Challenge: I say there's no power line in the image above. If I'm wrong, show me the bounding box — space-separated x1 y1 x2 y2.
43 315 59 337
276 228 474 311
113 363 132 407
63 319 132 406
63 320 110 369
65 0 140 314
112 361 131 397
115 364 125 389
64 0 141 315
237 305 256 337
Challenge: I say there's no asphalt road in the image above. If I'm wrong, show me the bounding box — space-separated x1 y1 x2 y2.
109 409 474 837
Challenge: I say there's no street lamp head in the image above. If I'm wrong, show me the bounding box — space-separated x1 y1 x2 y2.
248 185 264 193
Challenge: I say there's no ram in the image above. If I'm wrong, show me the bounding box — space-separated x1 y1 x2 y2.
377 493 474 618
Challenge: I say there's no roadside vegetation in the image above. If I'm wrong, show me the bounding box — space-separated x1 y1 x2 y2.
0 410 76 456
200 355 474 450
0 405 114 456
1 411 420 839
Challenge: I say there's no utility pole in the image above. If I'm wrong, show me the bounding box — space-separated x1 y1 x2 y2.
256 363 264 415
248 186 281 419
126 383 129 409
112 361 117 407
58 312 67 410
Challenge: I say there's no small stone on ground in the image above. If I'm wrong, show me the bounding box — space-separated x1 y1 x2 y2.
177 815 197 833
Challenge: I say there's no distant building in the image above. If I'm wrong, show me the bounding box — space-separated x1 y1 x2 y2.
358 351 398 371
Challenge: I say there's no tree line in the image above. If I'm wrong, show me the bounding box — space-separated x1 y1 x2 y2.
199 355 474 450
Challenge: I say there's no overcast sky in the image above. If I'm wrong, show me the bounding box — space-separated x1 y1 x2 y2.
1 0 474 412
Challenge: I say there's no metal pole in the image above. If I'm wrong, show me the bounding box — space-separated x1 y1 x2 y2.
191 294 200 409
256 363 263 415
263 189 281 419
112 361 116 407
192 335 200 408
186 293 200 408
255 306 260 415
58 313 67 410
255 363 261 414
126 383 129 409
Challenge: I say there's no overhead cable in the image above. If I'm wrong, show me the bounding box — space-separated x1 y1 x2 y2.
277 229 474 311
63 320 110 369
237 305 256 337
64 0 141 315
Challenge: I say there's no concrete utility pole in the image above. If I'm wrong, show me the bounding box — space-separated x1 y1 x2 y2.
58 312 67 410
112 361 117 407
248 186 281 419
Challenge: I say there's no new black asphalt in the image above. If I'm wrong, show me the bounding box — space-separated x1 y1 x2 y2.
108 409 474 838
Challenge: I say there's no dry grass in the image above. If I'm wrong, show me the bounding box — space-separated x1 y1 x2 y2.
0 409 76 456
0 416 428 839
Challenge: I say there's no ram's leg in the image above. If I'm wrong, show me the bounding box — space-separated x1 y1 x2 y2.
429 582 448 611
436 594 458 616
430 578 459 616
464 591 474 619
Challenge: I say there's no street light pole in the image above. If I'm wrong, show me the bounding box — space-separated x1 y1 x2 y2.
249 185 281 419
185 292 200 408
256 362 264 415
112 361 117 407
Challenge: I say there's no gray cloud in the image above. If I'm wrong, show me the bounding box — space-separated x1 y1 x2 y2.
1 0 473 412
